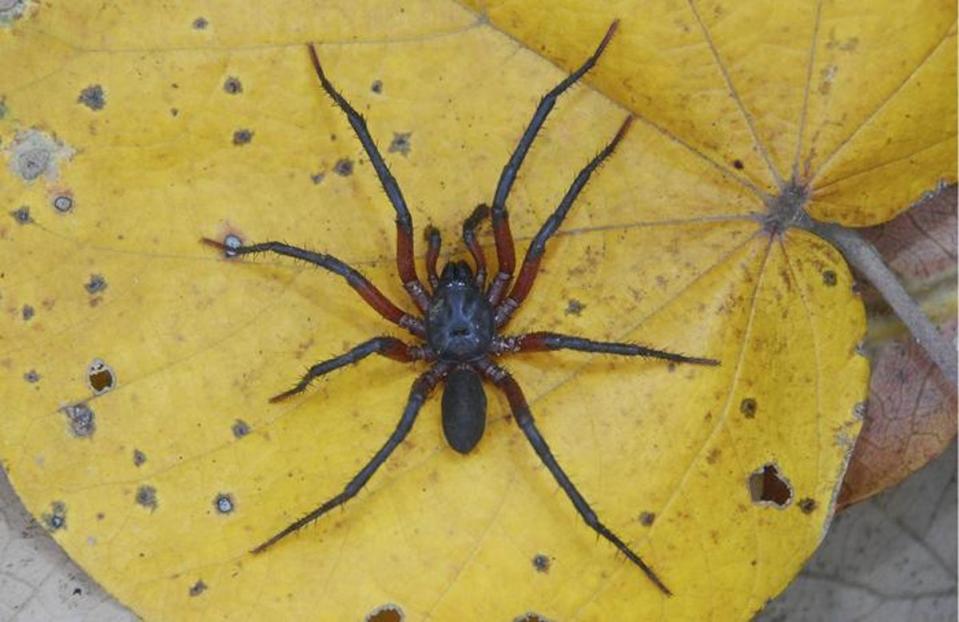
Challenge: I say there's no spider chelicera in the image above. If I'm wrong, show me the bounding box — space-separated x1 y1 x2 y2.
204 21 717 595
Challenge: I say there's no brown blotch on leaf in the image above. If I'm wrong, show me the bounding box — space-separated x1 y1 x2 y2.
798 498 818 514
822 269 837 286
740 397 757 418
136 485 158 511
639 511 656 526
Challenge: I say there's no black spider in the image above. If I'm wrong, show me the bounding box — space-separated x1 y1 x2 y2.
204 21 717 595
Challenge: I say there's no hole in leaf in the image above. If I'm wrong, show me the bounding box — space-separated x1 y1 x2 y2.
87 358 116 394
214 493 235 514
42 501 67 531
52 194 73 212
366 603 404 622
748 464 792 508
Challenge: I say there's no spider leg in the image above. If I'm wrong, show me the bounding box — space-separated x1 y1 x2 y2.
494 116 633 328
494 332 719 366
269 337 432 403
202 238 424 338
476 358 671 596
462 204 490 289
486 204 516 305
424 225 442 291
487 21 618 306
307 44 430 313
252 363 449 554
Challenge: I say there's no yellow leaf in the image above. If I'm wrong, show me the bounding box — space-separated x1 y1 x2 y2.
2 1 949 619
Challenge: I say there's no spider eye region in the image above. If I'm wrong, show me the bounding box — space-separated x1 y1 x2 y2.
426 281 494 362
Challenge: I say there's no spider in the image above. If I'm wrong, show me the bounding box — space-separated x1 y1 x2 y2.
203 21 717 596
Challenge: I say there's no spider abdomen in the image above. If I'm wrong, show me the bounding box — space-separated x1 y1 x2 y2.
441 367 487 454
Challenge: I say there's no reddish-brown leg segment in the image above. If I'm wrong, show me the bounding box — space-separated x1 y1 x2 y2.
494 117 633 327
307 43 430 313
202 238 424 338
486 204 516 305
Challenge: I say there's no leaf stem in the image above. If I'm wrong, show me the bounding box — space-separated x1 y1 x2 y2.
805 219 957 388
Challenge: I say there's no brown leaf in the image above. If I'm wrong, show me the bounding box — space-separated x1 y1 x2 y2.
839 185 957 508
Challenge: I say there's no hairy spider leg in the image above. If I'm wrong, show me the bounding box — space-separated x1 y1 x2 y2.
252 363 450 554
462 204 490 288
487 20 619 306
476 358 672 596
307 43 430 313
270 337 431 403
496 332 721 367
201 238 424 338
424 225 442 291
494 116 633 327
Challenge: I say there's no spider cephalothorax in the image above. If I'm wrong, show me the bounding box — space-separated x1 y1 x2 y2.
204 20 717 596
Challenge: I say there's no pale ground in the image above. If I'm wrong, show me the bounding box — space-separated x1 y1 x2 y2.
1 444 955 621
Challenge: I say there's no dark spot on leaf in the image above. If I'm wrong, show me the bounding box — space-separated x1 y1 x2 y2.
62 402 95 437
170 108 179 117
334 158 353 176
11 205 31 224
232 129 253 145
87 358 116 394
192 17 208 29
21 304 34 321
371 80 383 93
798 498 818 514
77 85 106 110
23 369 40 383
133 449 147 466
732 159 744 170
136 485 158 510
532 553 551 573
72 587 82 596
189 580 207 597
639 511 656 526
740 397 757 418
366 603 404 622
514 613 552 622
231 419 251 438
214 493 235 514
223 76 243 94
53 194 73 212
748 464 792 507
388 132 412 156
310 171 325 185
42 501 67 531
565 298 585 316
822 269 837 286
84 273 107 294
